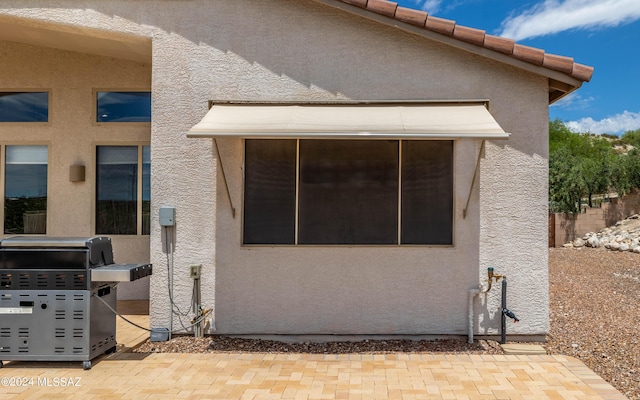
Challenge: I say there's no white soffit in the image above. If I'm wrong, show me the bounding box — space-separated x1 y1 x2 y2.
187 103 510 139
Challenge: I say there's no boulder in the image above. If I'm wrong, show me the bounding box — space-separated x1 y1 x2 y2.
586 236 600 248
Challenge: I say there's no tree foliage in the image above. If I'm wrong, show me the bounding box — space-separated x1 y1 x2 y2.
549 121 640 213
620 129 640 148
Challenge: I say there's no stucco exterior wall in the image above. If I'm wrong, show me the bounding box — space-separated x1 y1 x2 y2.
0 0 550 336
479 86 550 336
0 40 151 299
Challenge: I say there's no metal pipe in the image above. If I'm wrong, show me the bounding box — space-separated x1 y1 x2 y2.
501 279 507 344
167 227 174 340
193 276 202 338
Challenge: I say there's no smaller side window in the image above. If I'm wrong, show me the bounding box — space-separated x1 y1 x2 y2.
96 145 150 235
96 146 138 235
4 145 48 234
0 92 49 122
96 92 151 122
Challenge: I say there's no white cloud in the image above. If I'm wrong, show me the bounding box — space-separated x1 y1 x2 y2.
565 111 640 135
499 0 640 41
550 93 595 111
414 0 442 13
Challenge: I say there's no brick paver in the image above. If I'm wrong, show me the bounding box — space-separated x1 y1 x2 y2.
0 301 627 399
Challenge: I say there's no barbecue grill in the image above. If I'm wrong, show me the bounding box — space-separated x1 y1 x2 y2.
0 236 151 370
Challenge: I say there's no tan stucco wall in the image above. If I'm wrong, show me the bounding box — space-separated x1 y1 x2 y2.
0 0 550 336
0 40 151 299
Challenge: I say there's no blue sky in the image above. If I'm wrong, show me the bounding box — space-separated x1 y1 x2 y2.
396 0 640 136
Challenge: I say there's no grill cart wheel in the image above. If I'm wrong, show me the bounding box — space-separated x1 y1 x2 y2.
82 360 92 370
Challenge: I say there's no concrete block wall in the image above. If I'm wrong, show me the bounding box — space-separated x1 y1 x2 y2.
551 192 640 247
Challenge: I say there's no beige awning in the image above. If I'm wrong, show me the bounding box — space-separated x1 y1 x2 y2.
187 102 509 140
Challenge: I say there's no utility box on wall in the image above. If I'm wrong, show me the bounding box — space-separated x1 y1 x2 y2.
159 206 176 226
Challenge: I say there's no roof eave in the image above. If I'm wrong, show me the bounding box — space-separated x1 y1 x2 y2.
313 0 589 103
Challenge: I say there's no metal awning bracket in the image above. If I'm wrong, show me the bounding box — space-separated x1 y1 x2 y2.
213 139 236 218
463 140 485 219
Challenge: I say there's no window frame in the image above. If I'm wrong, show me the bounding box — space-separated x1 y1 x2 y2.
93 142 150 236
0 143 50 235
0 90 51 124
242 139 455 247
93 89 152 125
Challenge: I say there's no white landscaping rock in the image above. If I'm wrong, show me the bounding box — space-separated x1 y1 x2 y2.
566 214 640 254
587 236 600 248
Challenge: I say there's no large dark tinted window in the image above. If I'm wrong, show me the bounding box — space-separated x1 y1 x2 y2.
4 146 48 234
0 92 48 122
96 146 152 235
243 139 453 245
244 140 296 244
299 140 398 244
97 92 151 122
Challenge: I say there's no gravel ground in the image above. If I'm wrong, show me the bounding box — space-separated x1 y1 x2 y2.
546 247 640 399
136 336 502 355
135 247 640 398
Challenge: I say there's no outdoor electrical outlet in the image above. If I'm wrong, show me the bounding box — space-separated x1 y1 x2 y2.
190 264 201 279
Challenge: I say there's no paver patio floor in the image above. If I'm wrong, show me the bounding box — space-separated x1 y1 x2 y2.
0 301 626 399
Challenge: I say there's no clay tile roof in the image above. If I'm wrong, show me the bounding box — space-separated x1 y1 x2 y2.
513 44 545 66
483 34 515 55
425 15 455 36
395 6 427 27
335 0 594 84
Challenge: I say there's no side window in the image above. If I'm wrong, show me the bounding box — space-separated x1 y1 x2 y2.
244 140 297 244
401 141 453 245
4 145 48 234
96 92 151 122
96 145 150 235
0 92 49 122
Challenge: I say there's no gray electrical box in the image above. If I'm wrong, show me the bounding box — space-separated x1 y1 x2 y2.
159 206 175 226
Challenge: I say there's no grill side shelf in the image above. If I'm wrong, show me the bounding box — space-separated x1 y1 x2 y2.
90 264 152 282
